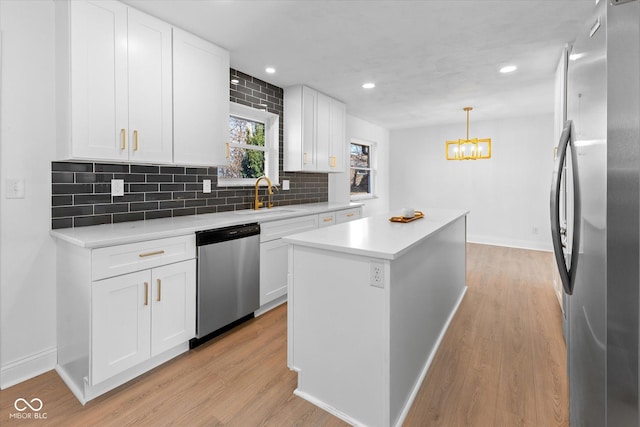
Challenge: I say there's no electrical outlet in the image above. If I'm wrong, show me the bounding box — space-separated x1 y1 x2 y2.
111 179 124 197
282 180 290 191
370 261 385 288
203 179 212 193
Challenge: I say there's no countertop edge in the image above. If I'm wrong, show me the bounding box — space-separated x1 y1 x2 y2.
50 202 363 248
284 209 469 260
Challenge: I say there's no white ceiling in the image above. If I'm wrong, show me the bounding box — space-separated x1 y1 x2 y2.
123 0 594 129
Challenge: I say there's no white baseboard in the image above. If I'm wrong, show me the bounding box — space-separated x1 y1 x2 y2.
254 295 287 317
294 388 367 427
0 347 57 390
467 234 552 252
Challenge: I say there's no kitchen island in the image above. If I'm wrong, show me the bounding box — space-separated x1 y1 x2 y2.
284 208 468 427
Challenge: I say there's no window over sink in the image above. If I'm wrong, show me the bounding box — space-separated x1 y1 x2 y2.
218 103 279 186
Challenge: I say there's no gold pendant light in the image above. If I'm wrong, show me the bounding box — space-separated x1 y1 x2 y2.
446 107 492 160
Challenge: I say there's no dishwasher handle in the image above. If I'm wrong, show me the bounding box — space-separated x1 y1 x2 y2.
196 223 260 246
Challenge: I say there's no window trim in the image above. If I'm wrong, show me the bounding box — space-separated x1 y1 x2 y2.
218 102 280 187
350 138 376 200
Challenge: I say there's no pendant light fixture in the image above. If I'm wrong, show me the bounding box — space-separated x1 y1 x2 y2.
446 107 492 160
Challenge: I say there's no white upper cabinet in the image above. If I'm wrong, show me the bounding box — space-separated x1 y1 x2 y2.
57 0 173 163
57 0 229 166
284 85 346 173
127 8 173 164
173 28 230 166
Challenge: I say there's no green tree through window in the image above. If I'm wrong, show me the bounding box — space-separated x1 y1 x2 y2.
220 116 266 179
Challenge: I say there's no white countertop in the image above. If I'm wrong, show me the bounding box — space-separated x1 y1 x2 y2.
50 202 362 248
283 208 469 260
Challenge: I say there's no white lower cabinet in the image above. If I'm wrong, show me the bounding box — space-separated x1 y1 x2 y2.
259 239 290 306
318 211 336 228
92 270 151 384
258 207 363 309
150 261 196 356
259 215 318 307
335 207 363 224
91 260 196 384
55 235 196 404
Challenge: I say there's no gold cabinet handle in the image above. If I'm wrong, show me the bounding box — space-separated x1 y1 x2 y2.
330 156 337 168
226 142 230 158
144 282 149 306
346 213 355 217
157 279 161 302
139 250 165 258
133 130 139 151
323 217 333 222
121 128 126 150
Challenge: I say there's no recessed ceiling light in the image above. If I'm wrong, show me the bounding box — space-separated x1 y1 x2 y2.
265 67 276 74
362 82 375 89
500 65 517 73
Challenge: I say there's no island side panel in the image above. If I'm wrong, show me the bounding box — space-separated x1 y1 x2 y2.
388 216 467 425
289 244 389 427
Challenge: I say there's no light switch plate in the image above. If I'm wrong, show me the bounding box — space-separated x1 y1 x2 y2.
6 179 25 199
282 180 290 191
203 179 212 193
111 179 124 197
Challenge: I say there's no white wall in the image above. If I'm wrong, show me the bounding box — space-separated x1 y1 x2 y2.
329 115 390 216
389 114 555 251
0 0 58 388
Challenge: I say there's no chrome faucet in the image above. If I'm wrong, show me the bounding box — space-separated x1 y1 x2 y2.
254 176 274 210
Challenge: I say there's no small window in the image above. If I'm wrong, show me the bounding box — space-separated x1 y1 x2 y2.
350 140 375 199
218 103 279 186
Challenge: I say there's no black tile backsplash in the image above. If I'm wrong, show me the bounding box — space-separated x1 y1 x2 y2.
51 68 329 229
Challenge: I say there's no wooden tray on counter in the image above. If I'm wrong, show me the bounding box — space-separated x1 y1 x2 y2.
389 211 424 223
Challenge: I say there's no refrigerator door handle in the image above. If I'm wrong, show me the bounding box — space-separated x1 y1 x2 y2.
550 120 581 295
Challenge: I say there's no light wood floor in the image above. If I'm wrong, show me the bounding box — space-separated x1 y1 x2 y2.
1 243 568 426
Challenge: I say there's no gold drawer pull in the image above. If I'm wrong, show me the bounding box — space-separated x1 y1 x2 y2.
139 250 165 258
121 128 126 150
323 217 333 222
346 213 355 217
144 282 149 306
133 130 139 151
157 279 162 302
226 142 230 158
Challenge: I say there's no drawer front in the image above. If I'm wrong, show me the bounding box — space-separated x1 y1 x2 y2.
260 214 319 242
335 207 363 224
92 235 196 281
318 212 337 228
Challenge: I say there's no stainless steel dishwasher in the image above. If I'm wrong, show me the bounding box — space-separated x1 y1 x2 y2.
192 223 260 346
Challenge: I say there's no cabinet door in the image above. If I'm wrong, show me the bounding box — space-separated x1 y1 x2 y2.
127 9 173 164
316 92 331 171
150 260 196 356
260 239 289 305
329 99 346 172
173 28 230 166
92 270 151 385
301 86 317 171
70 0 128 161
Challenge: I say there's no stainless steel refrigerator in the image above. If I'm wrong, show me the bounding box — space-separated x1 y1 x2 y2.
550 0 639 425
